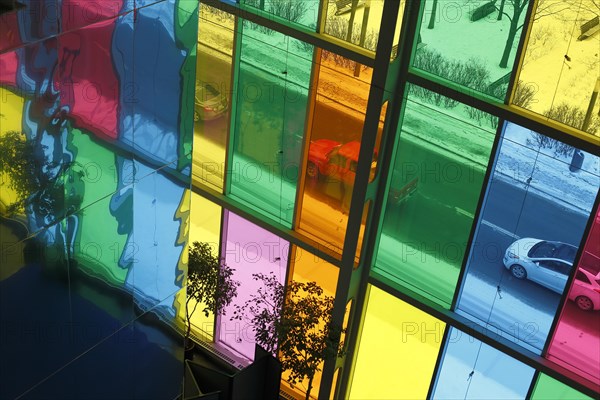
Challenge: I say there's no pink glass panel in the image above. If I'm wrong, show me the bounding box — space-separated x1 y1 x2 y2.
547 208 600 385
216 211 289 361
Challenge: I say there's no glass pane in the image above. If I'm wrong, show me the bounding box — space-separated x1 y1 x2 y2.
298 51 376 256
229 24 312 227
516 1 600 136
415 0 532 100
179 192 223 341
69 130 127 286
113 1 194 174
324 0 405 54
349 285 444 399
0 51 18 86
241 0 319 30
547 208 600 385
280 245 340 399
57 16 122 142
530 374 593 400
431 327 535 399
194 4 235 191
121 159 189 321
0 86 26 220
217 211 289 361
457 122 600 353
373 85 496 308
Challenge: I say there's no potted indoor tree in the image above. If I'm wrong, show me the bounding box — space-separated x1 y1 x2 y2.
185 241 239 354
233 272 345 400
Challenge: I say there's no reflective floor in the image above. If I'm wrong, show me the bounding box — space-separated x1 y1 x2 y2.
0 223 183 400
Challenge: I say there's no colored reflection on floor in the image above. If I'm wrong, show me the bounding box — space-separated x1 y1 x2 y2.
0 253 183 399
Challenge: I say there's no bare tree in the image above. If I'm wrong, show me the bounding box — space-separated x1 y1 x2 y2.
233 273 344 400
499 0 529 68
428 0 438 29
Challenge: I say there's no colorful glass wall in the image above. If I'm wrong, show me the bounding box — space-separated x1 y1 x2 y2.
1 0 599 399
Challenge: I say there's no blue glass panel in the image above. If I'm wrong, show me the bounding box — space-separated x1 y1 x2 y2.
113 0 193 175
457 122 600 353
432 327 535 399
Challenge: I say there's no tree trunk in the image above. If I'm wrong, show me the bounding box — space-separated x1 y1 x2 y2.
428 0 438 29
354 0 370 77
497 0 506 20
499 20 518 68
345 0 360 42
305 375 314 400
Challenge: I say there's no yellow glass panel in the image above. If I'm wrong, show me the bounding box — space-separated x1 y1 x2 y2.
517 1 600 136
323 0 405 55
349 285 444 399
193 4 235 191
178 192 223 340
0 88 25 214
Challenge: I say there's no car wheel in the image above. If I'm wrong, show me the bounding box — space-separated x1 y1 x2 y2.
193 111 200 122
510 264 527 279
575 296 594 311
307 162 319 179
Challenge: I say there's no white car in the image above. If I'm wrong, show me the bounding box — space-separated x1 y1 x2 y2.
568 268 600 311
503 238 577 294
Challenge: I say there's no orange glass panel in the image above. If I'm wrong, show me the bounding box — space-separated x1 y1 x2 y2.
297 51 379 257
280 245 340 399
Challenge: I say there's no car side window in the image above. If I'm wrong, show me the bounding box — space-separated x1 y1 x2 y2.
538 260 569 275
555 262 571 275
575 270 591 284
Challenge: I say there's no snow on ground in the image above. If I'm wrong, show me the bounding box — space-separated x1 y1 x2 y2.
458 273 556 354
420 1 526 83
197 3 599 217
519 1 600 118
496 123 600 214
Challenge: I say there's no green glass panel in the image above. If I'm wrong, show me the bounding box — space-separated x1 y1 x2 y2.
531 374 592 400
373 84 496 307
229 25 312 227
240 0 320 31
67 132 127 286
414 0 532 100
175 0 199 171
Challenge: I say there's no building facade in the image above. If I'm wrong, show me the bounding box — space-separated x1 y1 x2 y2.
0 0 599 399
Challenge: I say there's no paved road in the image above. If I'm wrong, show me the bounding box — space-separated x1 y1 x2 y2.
459 174 594 351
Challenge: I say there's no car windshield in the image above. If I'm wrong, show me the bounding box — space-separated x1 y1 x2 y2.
529 241 577 263
196 83 219 101
528 241 559 258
